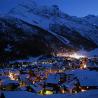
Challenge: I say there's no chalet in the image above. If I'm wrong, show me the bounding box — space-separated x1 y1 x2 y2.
65 69 98 93
0 79 19 91
19 74 29 87
61 80 77 93
26 83 43 93
45 73 66 93
87 60 98 70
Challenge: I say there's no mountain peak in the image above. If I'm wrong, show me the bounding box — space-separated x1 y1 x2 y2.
84 15 97 18
83 15 98 26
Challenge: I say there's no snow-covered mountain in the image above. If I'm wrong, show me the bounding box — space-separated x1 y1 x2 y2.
0 16 66 61
6 0 98 45
83 15 98 26
0 0 98 61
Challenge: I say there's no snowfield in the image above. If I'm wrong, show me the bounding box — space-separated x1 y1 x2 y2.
4 90 98 98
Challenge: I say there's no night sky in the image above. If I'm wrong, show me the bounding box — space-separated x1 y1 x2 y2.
0 0 98 17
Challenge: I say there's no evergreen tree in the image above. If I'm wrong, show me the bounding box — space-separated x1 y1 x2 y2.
1 93 5 98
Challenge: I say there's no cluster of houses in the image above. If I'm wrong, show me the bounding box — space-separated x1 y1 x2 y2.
0 56 98 96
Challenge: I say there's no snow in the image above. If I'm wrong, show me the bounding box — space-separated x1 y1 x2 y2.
0 76 10 81
2 0 96 46
46 74 60 84
3 90 98 98
66 69 98 86
0 1 98 98
0 0 98 48
0 1 98 96
7 13 70 45
83 15 98 26
69 90 98 98
30 83 43 92
87 61 98 68
9 56 39 64
62 80 76 89
19 74 29 82
42 64 53 68
2 79 19 86
73 49 98 58
88 48 98 57
4 91 36 98
49 30 70 45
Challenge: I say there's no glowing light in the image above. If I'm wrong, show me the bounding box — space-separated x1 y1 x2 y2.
81 89 86 92
39 90 53 95
45 90 53 95
9 72 15 80
57 52 86 59
69 53 86 59
61 89 65 94
83 64 87 69
80 64 87 69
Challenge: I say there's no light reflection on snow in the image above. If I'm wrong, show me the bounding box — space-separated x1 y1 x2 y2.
57 52 86 59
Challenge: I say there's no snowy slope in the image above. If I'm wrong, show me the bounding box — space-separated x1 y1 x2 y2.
0 0 98 60
4 0 98 46
7 1 70 46
88 48 98 57
1 16 72 61
83 15 98 26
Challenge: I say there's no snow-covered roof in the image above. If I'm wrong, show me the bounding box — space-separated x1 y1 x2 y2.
46 74 60 84
0 69 4 73
20 74 29 81
42 64 53 68
30 83 43 92
0 76 10 80
2 79 19 86
62 80 76 89
20 87 27 91
66 69 98 86
87 61 98 68
9 70 20 74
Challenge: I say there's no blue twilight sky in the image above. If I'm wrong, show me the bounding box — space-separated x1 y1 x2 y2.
0 0 98 17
